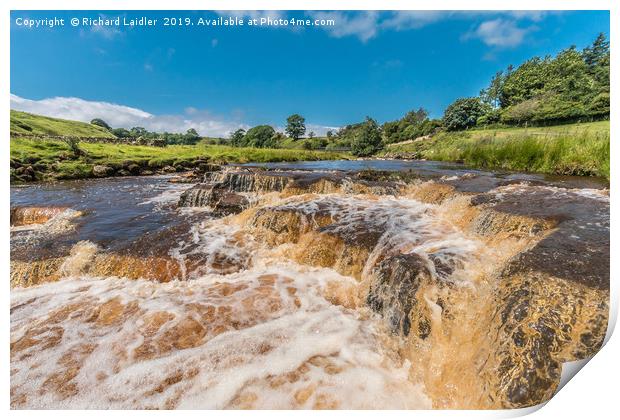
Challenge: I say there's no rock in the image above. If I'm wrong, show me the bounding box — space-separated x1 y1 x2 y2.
210 191 250 216
11 206 71 226
126 164 141 175
197 163 222 173
169 172 200 183
117 169 131 177
162 166 177 173
367 254 435 337
92 165 114 177
141 170 154 176
178 184 249 215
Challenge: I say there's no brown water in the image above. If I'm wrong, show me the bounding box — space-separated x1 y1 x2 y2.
10 161 610 409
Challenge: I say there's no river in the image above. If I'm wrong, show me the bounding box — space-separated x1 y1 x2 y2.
10 160 610 409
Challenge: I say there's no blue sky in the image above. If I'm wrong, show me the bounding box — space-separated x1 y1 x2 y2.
10 10 610 136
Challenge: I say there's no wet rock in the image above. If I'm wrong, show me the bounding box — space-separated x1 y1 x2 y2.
162 166 177 173
169 172 201 183
210 191 250 216
249 202 339 246
367 254 435 337
293 221 385 279
10 206 70 226
178 184 214 207
197 163 222 173
92 165 114 177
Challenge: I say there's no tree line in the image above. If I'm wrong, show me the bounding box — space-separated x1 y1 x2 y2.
89 119 202 146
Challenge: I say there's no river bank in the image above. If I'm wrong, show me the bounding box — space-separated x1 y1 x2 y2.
380 121 610 178
10 137 349 183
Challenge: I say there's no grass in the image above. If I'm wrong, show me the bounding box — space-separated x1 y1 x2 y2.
382 121 610 178
10 136 349 181
10 110 116 138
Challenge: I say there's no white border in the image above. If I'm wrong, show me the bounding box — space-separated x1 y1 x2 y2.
2 1 616 419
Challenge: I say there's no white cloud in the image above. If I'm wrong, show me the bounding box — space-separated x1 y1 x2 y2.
381 11 445 30
464 18 536 48
305 123 340 137
305 11 547 43
308 11 379 42
10 94 248 138
10 94 338 138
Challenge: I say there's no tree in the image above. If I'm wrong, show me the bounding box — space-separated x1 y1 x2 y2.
230 128 246 147
326 130 333 139
401 108 428 125
90 118 111 130
351 117 381 157
244 125 276 148
130 127 147 137
285 114 306 140
583 33 609 69
183 128 201 144
111 128 131 138
308 131 315 139
443 98 486 131
480 71 505 108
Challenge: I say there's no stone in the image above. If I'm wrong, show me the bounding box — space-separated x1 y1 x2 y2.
92 165 114 177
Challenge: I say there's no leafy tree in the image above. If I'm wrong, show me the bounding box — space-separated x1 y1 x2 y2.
230 128 246 147
130 127 148 137
111 128 131 138
351 117 381 157
308 131 315 139
90 118 111 130
326 130 333 139
183 128 201 144
285 114 306 140
244 125 276 148
401 108 428 125
443 98 486 131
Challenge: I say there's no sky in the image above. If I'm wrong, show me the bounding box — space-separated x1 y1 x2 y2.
10 10 610 137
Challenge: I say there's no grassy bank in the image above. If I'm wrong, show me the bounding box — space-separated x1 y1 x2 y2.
381 121 610 178
10 137 349 182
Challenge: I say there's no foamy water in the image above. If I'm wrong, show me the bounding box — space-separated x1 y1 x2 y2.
11 264 431 409
10 189 497 409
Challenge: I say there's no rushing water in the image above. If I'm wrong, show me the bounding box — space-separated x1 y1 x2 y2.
10 160 610 409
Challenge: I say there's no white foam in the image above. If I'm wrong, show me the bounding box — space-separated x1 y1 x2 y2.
10 265 431 409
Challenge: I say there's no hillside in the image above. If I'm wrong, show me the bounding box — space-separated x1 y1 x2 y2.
10 110 117 138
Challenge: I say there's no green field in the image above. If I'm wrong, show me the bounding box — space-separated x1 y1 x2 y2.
10 110 117 138
382 121 610 178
